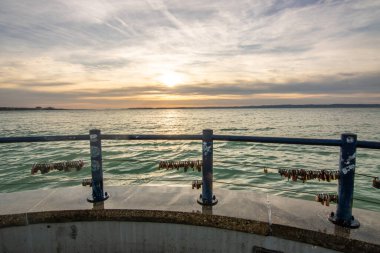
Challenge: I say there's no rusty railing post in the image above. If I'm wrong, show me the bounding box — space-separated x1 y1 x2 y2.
198 129 217 206
87 129 109 203
329 133 359 228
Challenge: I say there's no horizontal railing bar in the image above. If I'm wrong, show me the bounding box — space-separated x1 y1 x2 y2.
0 134 379 149
357 141 380 149
0 135 89 143
213 135 342 146
101 134 202 141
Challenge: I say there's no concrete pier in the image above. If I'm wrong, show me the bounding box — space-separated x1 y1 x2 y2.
0 186 379 253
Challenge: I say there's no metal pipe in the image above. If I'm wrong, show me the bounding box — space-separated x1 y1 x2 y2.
213 135 342 146
0 135 89 143
87 129 109 203
329 133 359 228
1 134 380 150
357 140 380 149
101 134 202 141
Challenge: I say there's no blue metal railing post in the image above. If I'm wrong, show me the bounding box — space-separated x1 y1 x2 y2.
329 133 359 228
197 129 218 206
87 129 109 203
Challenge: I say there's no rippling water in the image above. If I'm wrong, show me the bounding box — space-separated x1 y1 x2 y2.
0 108 379 211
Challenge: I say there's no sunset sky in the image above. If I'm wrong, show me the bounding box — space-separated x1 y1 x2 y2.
0 0 379 108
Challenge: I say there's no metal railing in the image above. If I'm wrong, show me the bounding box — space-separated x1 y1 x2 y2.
1 129 380 229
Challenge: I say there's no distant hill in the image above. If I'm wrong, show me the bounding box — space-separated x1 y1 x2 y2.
1 104 380 111
240 104 380 109
128 104 380 110
0 107 65 111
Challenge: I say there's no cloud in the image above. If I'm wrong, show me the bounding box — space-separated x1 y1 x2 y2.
259 0 321 17
0 0 379 108
167 72 380 96
62 54 129 70
1 72 378 108
5 80 75 88
238 44 313 54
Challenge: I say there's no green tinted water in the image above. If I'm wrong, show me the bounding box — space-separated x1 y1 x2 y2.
0 108 379 211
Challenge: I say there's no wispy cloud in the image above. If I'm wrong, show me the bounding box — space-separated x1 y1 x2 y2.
0 0 379 108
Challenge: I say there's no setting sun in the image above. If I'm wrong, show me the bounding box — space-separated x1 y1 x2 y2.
0 0 379 108
158 72 184 87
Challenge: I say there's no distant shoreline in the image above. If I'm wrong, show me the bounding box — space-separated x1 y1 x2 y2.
127 104 380 110
0 107 67 111
1 104 380 111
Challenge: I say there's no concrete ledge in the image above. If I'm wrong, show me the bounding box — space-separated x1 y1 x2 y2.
0 186 379 253
0 221 341 253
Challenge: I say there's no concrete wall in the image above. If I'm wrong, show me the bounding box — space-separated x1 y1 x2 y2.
0 221 340 253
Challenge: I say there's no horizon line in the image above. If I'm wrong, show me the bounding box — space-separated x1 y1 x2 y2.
1 103 380 110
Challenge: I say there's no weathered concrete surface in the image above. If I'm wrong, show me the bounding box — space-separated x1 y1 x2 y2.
0 186 379 253
0 221 340 253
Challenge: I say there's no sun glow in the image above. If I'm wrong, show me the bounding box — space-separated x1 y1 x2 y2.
158 72 184 87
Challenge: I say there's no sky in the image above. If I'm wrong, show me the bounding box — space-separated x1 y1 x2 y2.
0 0 379 109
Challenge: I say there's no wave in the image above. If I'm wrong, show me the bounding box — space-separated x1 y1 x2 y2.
255 127 276 131
220 128 249 132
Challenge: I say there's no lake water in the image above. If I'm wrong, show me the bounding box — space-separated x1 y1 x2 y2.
0 108 379 211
